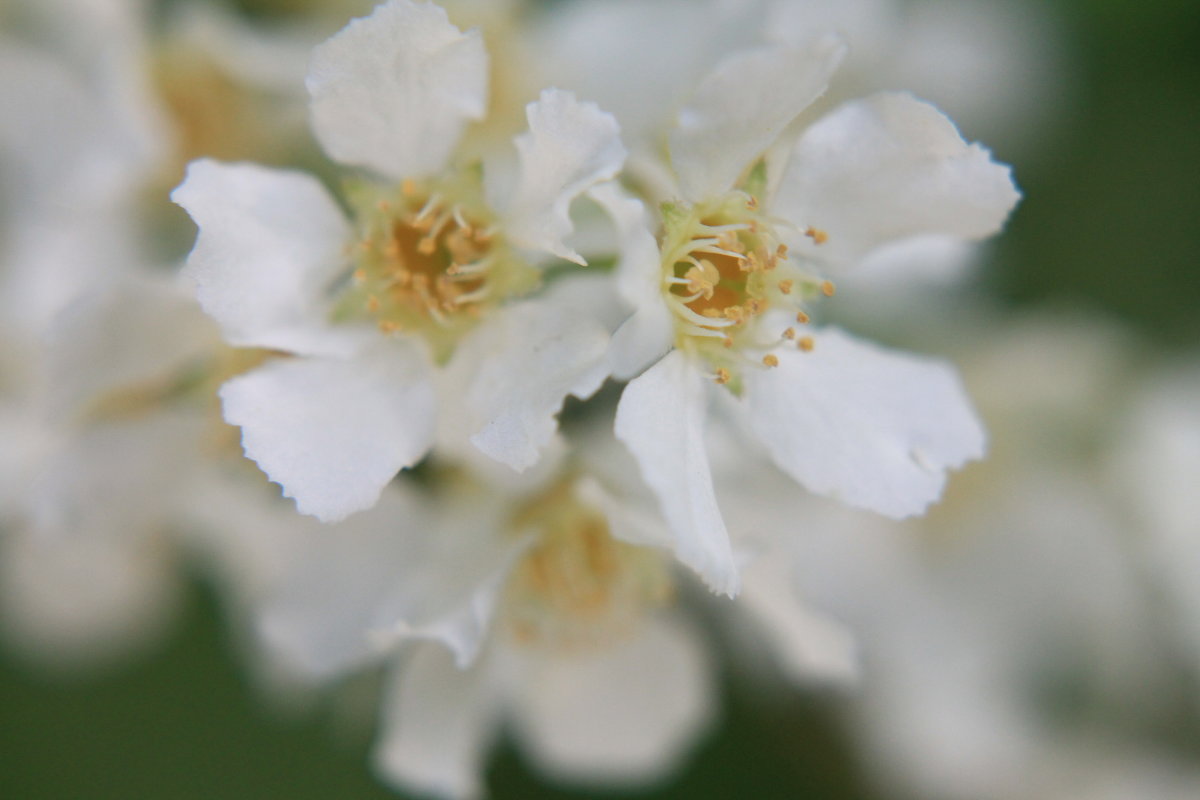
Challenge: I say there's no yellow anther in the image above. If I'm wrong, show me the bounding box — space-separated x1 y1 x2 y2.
782 327 796 340
746 298 767 315
746 196 759 211
401 179 417 196
722 337 734 348
821 280 836 297
778 280 794 295
762 354 779 368
796 311 810 324
775 243 789 260
806 226 829 245
417 237 437 255
714 367 731 385
798 336 815 352
723 305 746 323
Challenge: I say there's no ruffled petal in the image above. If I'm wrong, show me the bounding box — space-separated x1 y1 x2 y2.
510 616 714 784
587 182 673 379
172 159 369 357
255 485 522 679
502 89 626 265
614 350 738 596
742 328 985 518
457 277 613 472
373 644 500 800
670 39 846 202
307 0 487 180
220 344 436 522
774 92 1021 269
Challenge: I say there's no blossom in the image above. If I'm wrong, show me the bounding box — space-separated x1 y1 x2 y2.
608 39 1020 595
172 0 627 523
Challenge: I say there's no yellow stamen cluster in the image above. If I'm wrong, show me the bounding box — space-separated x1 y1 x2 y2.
504 480 673 652
344 178 536 362
658 192 835 388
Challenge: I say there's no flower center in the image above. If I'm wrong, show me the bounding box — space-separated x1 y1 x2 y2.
660 191 834 390
503 479 673 652
344 176 537 362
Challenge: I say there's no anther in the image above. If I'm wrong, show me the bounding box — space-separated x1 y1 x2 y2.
746 196 759 211
778 280 794 295
821 280 836 297
782 327 796 340
401 179 417 197
798 336 815 352
775 243 789 260
417 237 437 255
796 311 810 324
806 227 829 245
762 354 779 368
714 368 731 385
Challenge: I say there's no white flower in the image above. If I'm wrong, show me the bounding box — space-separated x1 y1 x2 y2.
227 457 715 800
608 40 1020 595
171 0 627 523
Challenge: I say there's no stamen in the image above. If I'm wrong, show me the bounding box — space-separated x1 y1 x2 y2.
798 336 815 352
796 311 810 324
778 280 794 295
821 280 836 297
713 368 731 385
762 354 779 368
805 226 829 245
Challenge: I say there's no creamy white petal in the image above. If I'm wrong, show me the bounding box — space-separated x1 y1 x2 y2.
220 344 436 522
742 328 985 518
373 644 500 800
511 616 714 784
46 274 217 421
670 40 845 202
255 485 522 679
307 0 487 180
739 556 860 685
614 350 738 596
587 182 673 379
775 92 1021 269
172 159 369 358
460 277 613 472
502 89 626 264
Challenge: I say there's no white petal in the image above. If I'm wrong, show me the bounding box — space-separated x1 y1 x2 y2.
511 616 714 784
220 344 436 522
46 274 216 421
502 89 626 264
739 556 860 685
743 328 985 518
256 486 522 679
670 40 845 202
458 278 613 472
307 0 487 180
614 350 738 596
373 644 500 800
172 159 368 357
587 182 673 379
775 92 1021 269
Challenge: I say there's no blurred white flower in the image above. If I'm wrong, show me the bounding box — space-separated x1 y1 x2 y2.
172 0 627 523
607 38 1019 595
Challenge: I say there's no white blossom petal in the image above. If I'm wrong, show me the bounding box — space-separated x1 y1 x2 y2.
511 616 714 784
374 644 501 800
172 159 368 357
587 182 673 379
256 486 522 678
742 328 985 518
614 350 738 596
775 92 1021 269
670 40 846 202
502 89 626 265
220 344 436 522
458 277 613 472
46 275 216 421
307 0 487 180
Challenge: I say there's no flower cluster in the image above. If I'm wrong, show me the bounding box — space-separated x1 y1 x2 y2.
1 0 1027 796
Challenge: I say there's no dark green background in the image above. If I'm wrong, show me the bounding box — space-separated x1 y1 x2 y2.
3 0 1198 798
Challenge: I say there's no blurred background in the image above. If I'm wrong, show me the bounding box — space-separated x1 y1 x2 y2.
2 0 1198 798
